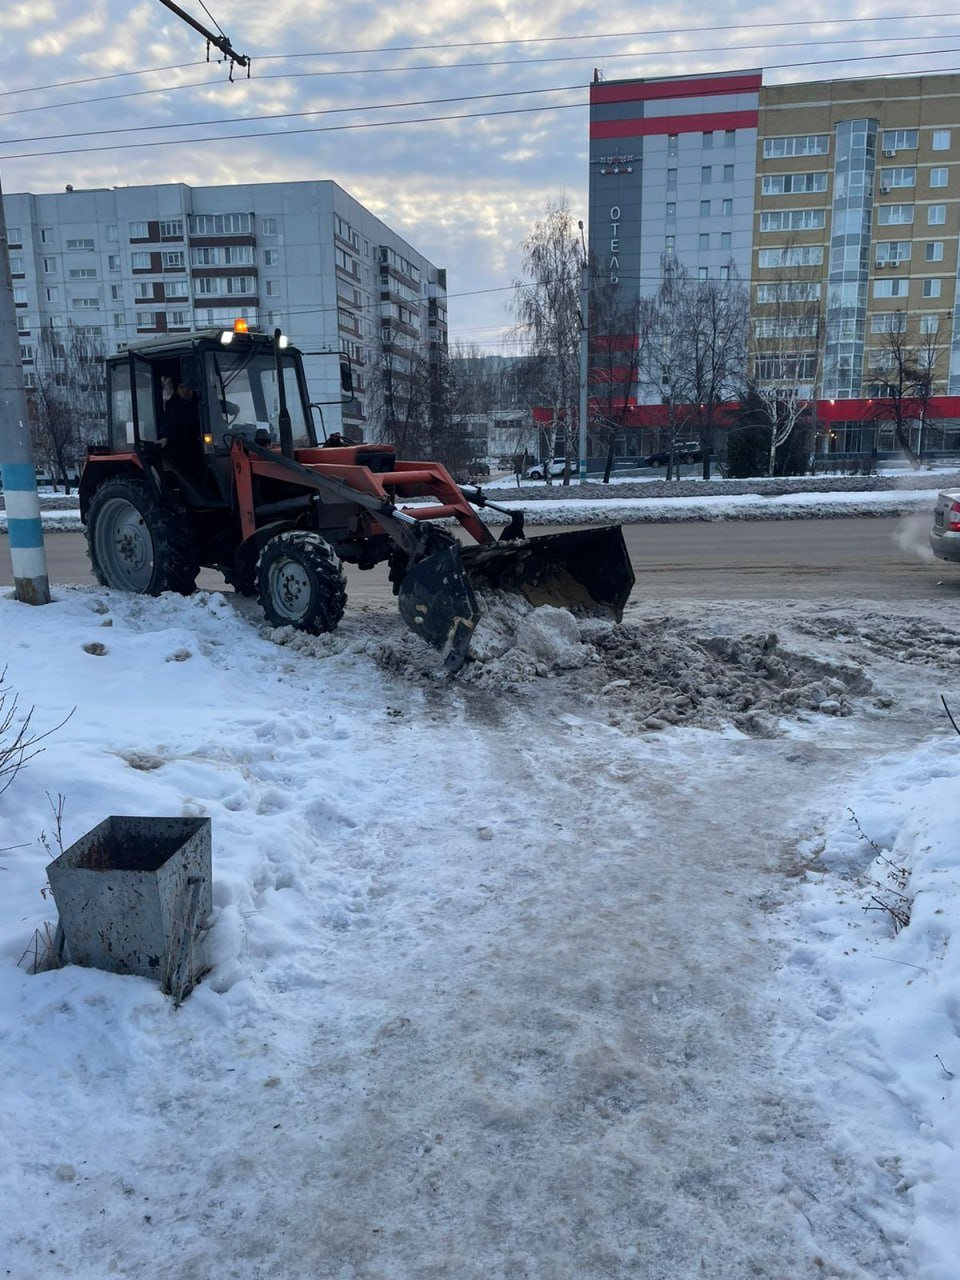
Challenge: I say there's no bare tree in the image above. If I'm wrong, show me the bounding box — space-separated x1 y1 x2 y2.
512 196 582 483
28 322 106 493
639 259 747 479
748 253 823 475
866 312 948 467
588 278 648 482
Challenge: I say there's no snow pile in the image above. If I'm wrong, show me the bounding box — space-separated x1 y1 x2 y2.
777 733 960 1280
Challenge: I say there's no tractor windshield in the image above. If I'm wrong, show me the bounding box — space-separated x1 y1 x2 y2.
203 348 312 448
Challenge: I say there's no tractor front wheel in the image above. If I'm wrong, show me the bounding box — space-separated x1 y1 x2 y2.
257 531 347 634
86 476 199 596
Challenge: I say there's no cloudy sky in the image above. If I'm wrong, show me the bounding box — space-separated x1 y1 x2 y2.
2 2 958 350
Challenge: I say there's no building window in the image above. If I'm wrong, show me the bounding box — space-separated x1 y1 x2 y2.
722 198 732 215
667 168 677 189
871 312 907 333
762 135 829 158
40 227 53 243
162 250 184 269
932 130 951 151
261 217 278 235
664 235 675 254
702 131 713 150
135 310 158 327
129 221 149 239
879 167 916 189
760 209 826 231
928 204 946 225
878 204 914 225
188 213 252 236
872 278 909 297
21 371 36 389
701 165 712 184
45 287 58 302
881 129 918 152
699 233 709 250
164 280 189 299
923 279 942 298
110 284 122 300
930 167 949 188
265 280 280 296
108 254 121 271
667 134 678 157
699 200 710 216
719 265 730 281
131 252 151 269
159 219 183 238
134 282 153 299
105 224 118 242
920 314 942 333
19 343 33 363
874 241 911 265
167 310 189 327
112 313 125 328
71 297 101 309
724 130 735 147
698 267 708 281
41 257 56 274
723 164 734 182
7 226 21 245
65 238 95 251
263 248 279 266
756 283 820 304
9 255 23 274
762 172 828 194
925 241 944 262
16 314 29 332
759 245 825 267
720 231 731 249
69 267 97 279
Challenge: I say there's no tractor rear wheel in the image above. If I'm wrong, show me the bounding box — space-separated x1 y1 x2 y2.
257 531 347 634
86 476 199 596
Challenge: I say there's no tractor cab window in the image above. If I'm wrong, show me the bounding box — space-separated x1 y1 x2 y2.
203 349 311 449
108 359 158 450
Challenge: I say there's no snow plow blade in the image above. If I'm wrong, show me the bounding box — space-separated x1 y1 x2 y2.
397 526 634 673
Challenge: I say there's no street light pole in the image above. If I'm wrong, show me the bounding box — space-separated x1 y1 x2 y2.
0 169 50 604
577 221 588 483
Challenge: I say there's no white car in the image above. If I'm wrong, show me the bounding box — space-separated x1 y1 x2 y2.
526 458 569 480
930 489 960 563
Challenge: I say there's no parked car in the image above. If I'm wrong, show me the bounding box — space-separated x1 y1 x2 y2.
930 489 960 562
645 442 702 467
526 458 569 480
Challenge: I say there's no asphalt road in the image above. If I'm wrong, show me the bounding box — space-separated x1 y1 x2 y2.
2 516 957 606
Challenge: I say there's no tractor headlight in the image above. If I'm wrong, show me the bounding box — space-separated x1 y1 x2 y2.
220 330 234 345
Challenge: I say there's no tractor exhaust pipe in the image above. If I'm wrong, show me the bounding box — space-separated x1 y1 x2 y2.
273 327 294 459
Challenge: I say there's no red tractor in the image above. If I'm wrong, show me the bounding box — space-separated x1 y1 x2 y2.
79 326 633 671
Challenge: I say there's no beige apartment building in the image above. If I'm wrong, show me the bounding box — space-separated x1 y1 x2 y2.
754 74 960 451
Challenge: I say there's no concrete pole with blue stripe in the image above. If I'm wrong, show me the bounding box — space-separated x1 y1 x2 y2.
0 171 50 605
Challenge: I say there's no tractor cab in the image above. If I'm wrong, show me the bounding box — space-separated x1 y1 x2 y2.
104 326 317 465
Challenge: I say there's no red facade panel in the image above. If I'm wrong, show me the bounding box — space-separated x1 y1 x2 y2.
590 74 762 105
591 109 759 140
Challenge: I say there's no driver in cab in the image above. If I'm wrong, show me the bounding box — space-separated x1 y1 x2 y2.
160 381 205 474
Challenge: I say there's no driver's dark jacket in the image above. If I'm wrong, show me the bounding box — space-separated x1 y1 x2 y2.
160 397 204 472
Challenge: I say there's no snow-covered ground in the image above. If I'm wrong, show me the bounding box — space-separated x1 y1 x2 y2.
1 495 959 1278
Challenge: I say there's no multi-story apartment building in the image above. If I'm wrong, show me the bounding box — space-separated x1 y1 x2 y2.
3 180 447 441
588 69 960 455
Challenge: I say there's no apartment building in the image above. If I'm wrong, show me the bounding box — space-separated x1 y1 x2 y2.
588 69 960 453
3 180 447 440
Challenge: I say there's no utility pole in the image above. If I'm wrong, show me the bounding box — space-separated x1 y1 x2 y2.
577 221 589 483
0 170 50 604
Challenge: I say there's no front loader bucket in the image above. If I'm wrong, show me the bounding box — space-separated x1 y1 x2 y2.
461 525 635 620
397 526 634 674
397 544 481 673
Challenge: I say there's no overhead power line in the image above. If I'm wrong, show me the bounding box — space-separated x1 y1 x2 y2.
5 46 960 161
5 31 958 125
1 10 955 99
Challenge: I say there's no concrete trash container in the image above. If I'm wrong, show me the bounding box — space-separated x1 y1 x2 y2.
46 816 212 998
